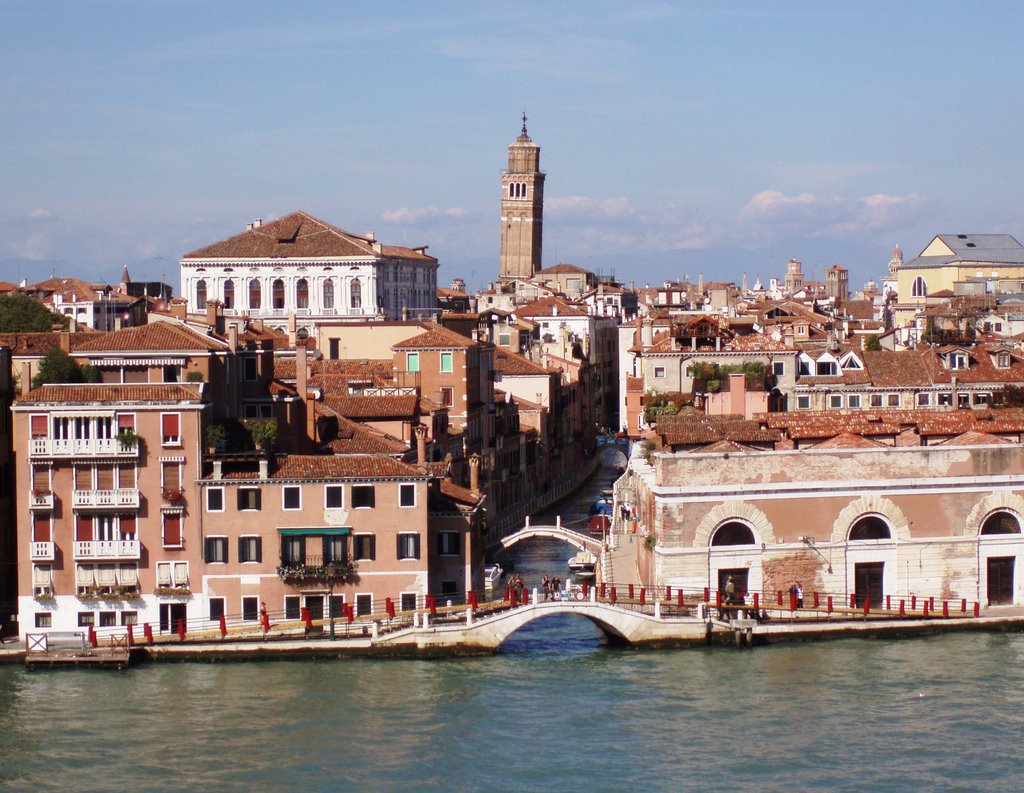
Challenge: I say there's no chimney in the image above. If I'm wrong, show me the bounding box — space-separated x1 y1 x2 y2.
228 323 238 351
641 320 653 347
415 424 428 465
246 218 262 231
212 460 223 479
366 231 375 241
296 342 313 449
259 457 269 479
469 452 481 493
287 313 297 347
206 299 224 333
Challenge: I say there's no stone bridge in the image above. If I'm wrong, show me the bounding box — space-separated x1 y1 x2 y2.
371 595 711 652
498 519 604 555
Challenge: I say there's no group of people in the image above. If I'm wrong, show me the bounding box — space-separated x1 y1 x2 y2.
540 575 563 601
789 581 804 609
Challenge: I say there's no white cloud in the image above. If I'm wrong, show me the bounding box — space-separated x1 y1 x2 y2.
380 206 468 224
546 195 636 221
739 189 924 240
26 208 57 222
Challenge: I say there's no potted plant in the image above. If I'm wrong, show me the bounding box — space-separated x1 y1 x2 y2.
205 422 228 453
245 418 279 453
115 428 140 449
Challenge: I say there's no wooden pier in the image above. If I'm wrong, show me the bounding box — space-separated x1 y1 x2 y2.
24 631 131 670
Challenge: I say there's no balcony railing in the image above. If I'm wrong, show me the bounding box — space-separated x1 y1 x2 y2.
74 540 141 559
29 490 55 510
31 541 55 561
30 437 139 459
73 488 141 510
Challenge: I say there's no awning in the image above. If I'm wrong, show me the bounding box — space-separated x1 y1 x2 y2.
277 528 351 536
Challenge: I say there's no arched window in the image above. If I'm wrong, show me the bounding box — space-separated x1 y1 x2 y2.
711 521 755 546
296 278 309 309
272 279 285 310
323 278 334 309
223 279 234 309
350 279 362 309
849 516 891 541
249 279 261 310
195 279 207 310
912 277 928 298
981 511 1021 535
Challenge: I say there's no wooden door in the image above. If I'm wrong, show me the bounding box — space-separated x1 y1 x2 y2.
987 557 1015 606
854 562 884 608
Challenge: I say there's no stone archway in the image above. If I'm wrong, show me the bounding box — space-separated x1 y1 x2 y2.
966 492 1024 536
830 495 910 544
693 501 776 547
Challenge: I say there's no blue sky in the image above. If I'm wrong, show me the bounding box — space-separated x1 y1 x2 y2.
2 1 1024 293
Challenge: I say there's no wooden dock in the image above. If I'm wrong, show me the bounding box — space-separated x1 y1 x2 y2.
24 631 131 670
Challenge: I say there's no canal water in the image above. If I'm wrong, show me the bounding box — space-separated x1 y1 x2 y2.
2 465 1022 792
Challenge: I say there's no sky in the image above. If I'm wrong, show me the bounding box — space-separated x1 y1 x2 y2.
2 1 1024 294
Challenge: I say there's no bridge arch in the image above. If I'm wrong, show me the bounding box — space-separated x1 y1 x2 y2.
500 524 603 555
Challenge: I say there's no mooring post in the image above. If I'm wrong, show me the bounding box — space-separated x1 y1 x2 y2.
423 612 429 629
466 609 473 626
532 588 539 606
654 601 661 619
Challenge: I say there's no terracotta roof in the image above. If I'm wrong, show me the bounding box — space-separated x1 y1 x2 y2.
17 383 204 404
438 479 483 504
494 349 550 376
74 322 225 353
937 430 1012 446
392 325 479 350
324 394 419 419
536 262 593 275
182 211 436 263
321 415 409 455
514 297 590 319
0 332 93 356
212 454 426 481
812 432 885 449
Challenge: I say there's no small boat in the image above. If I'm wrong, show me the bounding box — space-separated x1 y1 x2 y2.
589 497 613 517
483 564 503 592
567 550 597 578
588 514 611 536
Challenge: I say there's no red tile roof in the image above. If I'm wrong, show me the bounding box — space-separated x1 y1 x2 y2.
324 394 419 419
494 349 550 376
536 262 593 275
17 383 204 404
213 454 426 481
73 322 225 353
182 211 436 263
0 332 93 356
513 297 590 318
392 325 479 350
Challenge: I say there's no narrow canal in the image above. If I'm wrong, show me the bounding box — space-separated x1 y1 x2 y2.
491 461 622 655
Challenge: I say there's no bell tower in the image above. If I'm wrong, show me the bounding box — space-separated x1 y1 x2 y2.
499 114 544 280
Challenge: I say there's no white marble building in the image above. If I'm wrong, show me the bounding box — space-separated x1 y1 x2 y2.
180 211 439 334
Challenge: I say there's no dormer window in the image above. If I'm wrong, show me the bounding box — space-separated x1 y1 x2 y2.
816 360 838 376
950 352 968 370
997 352 1011 369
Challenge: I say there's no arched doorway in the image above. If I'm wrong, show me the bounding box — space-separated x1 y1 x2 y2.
848 516 891 606
711 521 756 596
981 510 1020 605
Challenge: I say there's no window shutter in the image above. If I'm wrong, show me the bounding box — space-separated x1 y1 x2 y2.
164 514 181 546
119 464 136 488
33 515 51 542
204 537 214 562
413 534 421 559
238 536 247 562
117 414 135 431
76 515 93 541
30 415 47 437
162 413 180 440
77 466 92 489
369 535 376 561
163 463 180 491
97 465 114 490
254 537 262 563
32 467 48 491
396 535 403 559
255 490 262 510
120 514 136 536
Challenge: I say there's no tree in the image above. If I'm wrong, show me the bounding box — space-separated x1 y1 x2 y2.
31 349 89 388
0 294 67 332
864 335 882 351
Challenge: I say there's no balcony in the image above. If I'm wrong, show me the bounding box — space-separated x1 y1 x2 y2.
73 488 141 510
30 437 139 460
74 540 141 559
30 541 55 561
29 490 55 510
